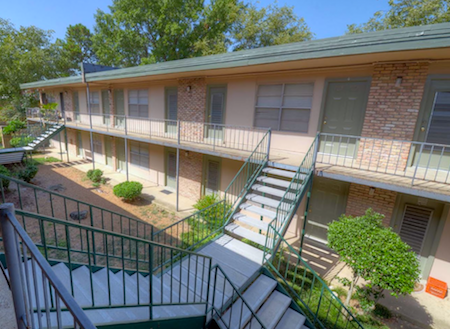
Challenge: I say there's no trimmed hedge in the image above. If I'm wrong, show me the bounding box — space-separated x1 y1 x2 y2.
113 181 143 201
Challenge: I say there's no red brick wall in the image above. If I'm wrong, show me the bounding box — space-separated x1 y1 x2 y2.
345 183 398 226
357 62 429 171
66 128 77 158
178 78 206 142
179 151 203 200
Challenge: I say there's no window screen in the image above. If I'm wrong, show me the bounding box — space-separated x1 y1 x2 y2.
254 83 313 132
130 141 149 169
129 89 149 118
90 91 100 114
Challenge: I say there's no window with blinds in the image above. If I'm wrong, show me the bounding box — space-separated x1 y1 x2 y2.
399 205 432 255
90 91 100 114
129 89 149 118
93 134 102 155
73 91 80 112
205 159 220 195
130 141 149 169
426 91 450 145
254 83 313 132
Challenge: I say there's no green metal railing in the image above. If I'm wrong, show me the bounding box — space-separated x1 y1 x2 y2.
264 135 318 255
7 209 212 316
0 175 155 244
222 129 271 223
209 264 266 329
266 229 364 329
152 200 226 251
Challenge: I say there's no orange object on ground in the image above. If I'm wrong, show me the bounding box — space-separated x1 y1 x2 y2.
425 277 448 299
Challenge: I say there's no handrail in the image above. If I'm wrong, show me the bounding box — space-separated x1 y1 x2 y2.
209 264 267 329
265 227 364 329
0 203 96 329
5 208 213 314
0 174 154 242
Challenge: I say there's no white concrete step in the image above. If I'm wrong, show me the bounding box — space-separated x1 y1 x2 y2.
217 275 277 329
252 184 294 200
262 168 296 179
233 213 269 231
245 290 291 329
225 223 272 246
256 176 303 190
275 308 307 329
239 203 276 219
246 193 288 209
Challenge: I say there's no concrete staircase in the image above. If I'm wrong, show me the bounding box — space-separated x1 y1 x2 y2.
225 164 305 247
27 123 65 149
7 235 309 328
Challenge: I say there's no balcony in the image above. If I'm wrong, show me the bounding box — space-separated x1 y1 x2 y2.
27 109 269 161
316 133 450 201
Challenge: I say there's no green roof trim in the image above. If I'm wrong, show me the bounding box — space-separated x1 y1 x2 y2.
20 23 450 89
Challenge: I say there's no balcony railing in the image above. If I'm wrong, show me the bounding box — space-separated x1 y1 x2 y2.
54 111 268 154
317 133 450 186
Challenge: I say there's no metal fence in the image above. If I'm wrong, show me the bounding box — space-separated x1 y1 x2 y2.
62 111 268 153
317 133 450 185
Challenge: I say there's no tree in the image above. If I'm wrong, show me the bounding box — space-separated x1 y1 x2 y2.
57 24 97 74
0 19 67 121
347 0 450 34
230 3 312 51
328 209 419 309
92 0 241 67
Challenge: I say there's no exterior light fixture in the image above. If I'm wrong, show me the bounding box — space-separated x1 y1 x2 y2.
369 187 376 196
395 76 403 87
186 86 191 92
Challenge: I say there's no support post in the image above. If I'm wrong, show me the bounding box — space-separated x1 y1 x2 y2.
176 148 180 212
0 203 27 329
58 131 63 161
299 177 313 257
64 128 69 162
124 138 129 181
86 82 95 170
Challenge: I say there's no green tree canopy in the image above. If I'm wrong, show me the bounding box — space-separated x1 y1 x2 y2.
328 209 419 308
347 0 450 34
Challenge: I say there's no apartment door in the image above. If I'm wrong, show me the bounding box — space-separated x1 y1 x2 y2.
206 86 226 140
165 87 178 134
166 150 177 189
76 131 83 157
319 79 370 157
105 137 113 167
116 138 126 172
305 177 349 243
413 81 450 171
102 90 111 126
203 157 221 195
114 89 125 128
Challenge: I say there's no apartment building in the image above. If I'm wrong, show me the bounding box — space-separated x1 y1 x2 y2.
22 23 450 291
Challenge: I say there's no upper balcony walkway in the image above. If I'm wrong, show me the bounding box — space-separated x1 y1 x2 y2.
316 133 450 202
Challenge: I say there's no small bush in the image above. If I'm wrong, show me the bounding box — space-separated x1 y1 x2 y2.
0 165 11 190
193 193 221 210
113 181 143 201
87 169 104 183
15 161 39 183
3 120 26 135
10 136 34 148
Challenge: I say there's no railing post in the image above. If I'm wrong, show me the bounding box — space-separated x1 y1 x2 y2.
412 143 424 186
0 203 27 329
177 120 181 145
213 124 216 151
267 129 272 160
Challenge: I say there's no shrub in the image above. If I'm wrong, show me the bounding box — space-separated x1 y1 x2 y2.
10 136 34 148
193 193 221 211
14 161 39 183
328 209 419 309
0 165 11 190
113 181 143 201
87 169 104 183
3 120 26 135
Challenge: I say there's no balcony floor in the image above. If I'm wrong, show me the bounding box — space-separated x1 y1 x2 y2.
316 162 450 202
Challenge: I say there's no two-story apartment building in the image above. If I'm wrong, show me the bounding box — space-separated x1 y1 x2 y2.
22 23 450 292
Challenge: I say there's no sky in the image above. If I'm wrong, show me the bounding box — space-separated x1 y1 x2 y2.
0 0 391 40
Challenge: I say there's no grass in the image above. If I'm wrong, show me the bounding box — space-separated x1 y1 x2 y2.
32 156 61 165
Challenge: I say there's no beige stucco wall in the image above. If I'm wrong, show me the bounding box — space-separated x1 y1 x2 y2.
429 210 450 287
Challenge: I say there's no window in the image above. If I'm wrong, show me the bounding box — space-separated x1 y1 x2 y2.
73 91 80 112
128 89 149 118
130 141 149 169
254 83 313 133
90 91 100 114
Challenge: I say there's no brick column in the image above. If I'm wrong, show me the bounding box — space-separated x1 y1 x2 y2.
357 62 429 172
178 78 207 142
345 183 398 227
64 91 74 121
179 151 203 200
